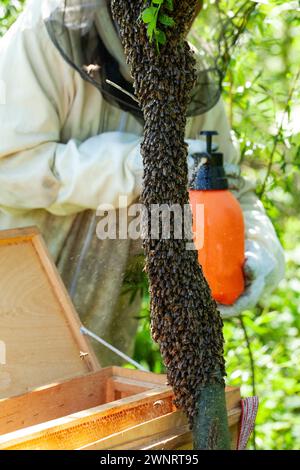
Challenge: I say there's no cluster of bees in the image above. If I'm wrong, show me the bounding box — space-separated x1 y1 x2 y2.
112 0 226 427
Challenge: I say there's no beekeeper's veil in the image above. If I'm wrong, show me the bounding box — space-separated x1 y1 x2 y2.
43 0 256 123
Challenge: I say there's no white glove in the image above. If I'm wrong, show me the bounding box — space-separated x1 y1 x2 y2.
217 239 277 319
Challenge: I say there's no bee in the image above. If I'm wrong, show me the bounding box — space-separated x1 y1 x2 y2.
112 0 226 428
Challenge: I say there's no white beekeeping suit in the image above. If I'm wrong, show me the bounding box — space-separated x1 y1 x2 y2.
0 0 284 363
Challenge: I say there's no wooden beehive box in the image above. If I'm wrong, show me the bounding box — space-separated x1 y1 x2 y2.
0 227 242 450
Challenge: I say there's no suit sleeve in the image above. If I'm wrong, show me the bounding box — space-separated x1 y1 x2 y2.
0 16 143 216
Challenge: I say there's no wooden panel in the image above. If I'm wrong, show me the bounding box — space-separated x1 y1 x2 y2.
230 419 240 451
79 402 241 451
0 367 170 437
111 367 168 386
0 369 114 435
124 421 240 450
0 384 241 450
105 368 169 402
0 388 174 450
133 423 239 451
0 227 99 400
224 386 241 411
118 424 192 450
109 377 164 397
79 410 187 450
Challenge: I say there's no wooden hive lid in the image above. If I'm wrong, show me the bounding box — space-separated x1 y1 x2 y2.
0 227 100 399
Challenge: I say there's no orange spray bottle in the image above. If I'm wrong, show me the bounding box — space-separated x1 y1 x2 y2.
189 131 245 305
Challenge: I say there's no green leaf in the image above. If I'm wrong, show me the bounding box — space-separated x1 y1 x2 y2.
159 13 175 27
142 7 156 24
147 21 156 41
152 0 163 4
165 0 174 11
155 29 167 45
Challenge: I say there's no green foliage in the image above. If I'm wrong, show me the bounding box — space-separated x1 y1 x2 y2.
141 0 175 49
133 295 165 374
0 0 25 36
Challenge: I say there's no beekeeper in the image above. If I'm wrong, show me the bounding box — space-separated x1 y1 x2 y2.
0 0 285 364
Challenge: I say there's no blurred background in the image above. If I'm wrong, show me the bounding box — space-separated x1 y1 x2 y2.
1 0 299 450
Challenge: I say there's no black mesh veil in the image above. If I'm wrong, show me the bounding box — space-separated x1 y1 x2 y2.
43 0 257 123
188 0 256 116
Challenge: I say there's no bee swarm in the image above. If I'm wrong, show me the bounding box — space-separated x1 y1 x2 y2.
111 0 226 427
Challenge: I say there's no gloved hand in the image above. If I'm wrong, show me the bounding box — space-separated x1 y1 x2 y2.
217 240 277 319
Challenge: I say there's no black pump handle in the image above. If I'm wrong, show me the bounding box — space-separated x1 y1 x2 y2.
200 130 218 155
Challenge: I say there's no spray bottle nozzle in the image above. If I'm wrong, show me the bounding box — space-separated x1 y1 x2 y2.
200 130 218 155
